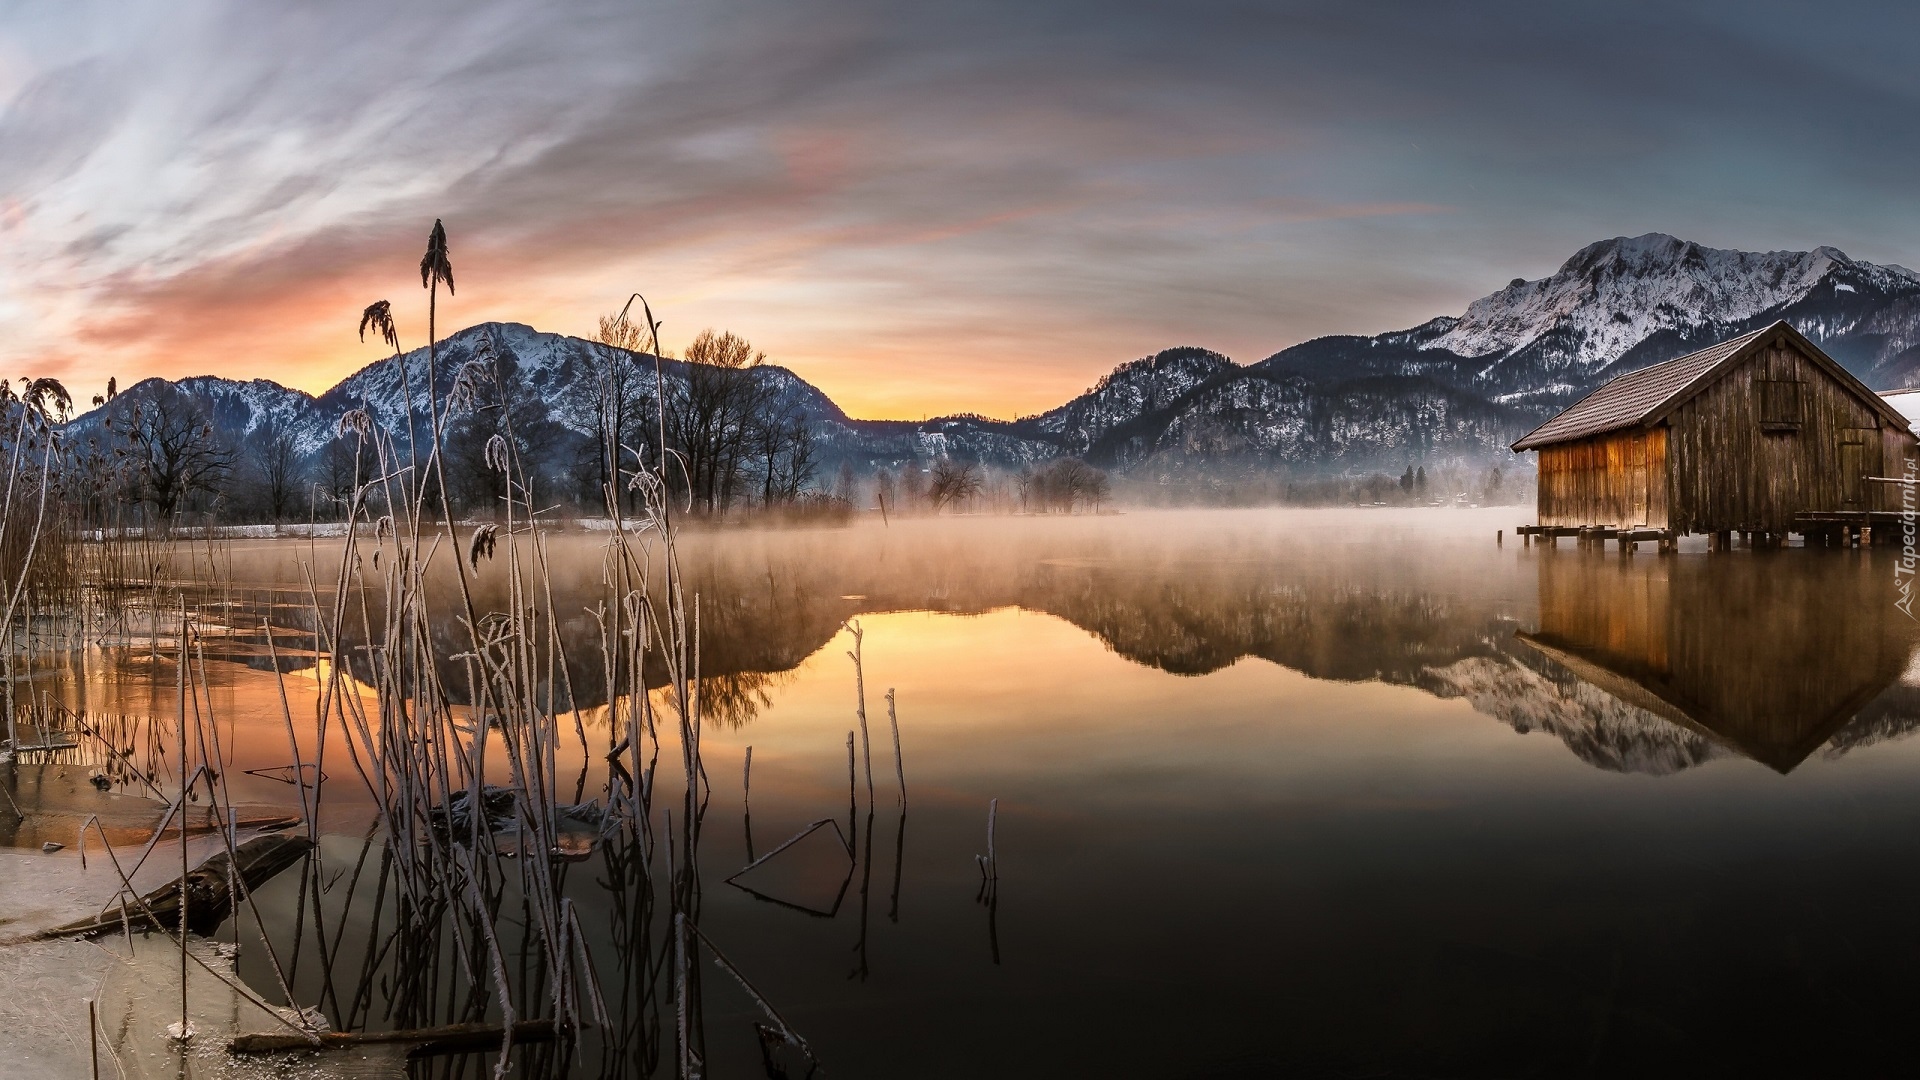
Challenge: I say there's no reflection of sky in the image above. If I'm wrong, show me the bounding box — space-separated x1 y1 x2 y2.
8 2 1920 419
696 606 1920 1074
36 589 1920 823
26 562 1920 1069
648 604 1920 1074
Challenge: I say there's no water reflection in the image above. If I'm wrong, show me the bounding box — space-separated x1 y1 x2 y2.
1516 555 1916 773
14 510 1920 1076
52 511 1920 781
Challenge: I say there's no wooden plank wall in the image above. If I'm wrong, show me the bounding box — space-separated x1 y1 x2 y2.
1536 427 1668 528
1662 339 1915 533
1881 426 1920 513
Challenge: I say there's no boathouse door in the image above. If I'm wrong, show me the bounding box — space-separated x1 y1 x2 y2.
1841 436 1868 509
1626 433 1650 525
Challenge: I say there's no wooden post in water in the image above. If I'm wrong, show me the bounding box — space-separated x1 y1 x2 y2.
848 624 874 807
886 689 906 809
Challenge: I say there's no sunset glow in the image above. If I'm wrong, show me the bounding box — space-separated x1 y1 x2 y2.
10 3 1920 417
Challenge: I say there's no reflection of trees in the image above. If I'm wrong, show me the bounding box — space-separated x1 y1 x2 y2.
203 524 1920 769
692 671 791 731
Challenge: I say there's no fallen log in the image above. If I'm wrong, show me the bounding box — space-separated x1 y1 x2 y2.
230 1019 567 1056
40 832 314 939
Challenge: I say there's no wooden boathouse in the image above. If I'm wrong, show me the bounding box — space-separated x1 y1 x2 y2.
1511 320 1919 550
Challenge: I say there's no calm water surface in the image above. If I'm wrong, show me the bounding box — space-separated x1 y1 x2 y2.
14 508 1920 1078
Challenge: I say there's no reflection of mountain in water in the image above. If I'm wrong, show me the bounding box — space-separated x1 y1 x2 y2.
1421 652 1726 776
1431 555 1920 774
204 520 1920 770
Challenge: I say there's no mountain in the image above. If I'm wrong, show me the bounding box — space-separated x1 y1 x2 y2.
1258 233 1920 411
63 233 1920 477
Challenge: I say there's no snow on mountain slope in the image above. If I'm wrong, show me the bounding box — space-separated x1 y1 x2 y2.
1424 232 1920 374
62 232 1920 477
1033 346 1239 456
1421 652 1725 776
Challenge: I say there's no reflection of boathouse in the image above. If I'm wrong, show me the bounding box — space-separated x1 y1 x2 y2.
1512 321 1919 549
1515 556 1913 772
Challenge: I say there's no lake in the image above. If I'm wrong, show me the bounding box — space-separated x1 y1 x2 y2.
7 507 1920 1078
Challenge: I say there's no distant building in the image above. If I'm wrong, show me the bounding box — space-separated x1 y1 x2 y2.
1877 386 1920 434
1510 321 1919 545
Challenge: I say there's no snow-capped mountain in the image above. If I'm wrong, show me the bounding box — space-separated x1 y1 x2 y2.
62 233 1920 475
1032 346 1239 457
1261 233 1920 411
1428 234 1920 368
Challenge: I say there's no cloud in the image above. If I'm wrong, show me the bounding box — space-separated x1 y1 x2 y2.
5 0 1920 418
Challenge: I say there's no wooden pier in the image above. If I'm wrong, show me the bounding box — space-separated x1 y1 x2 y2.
1514 524 1677 553
1515 512 1910 551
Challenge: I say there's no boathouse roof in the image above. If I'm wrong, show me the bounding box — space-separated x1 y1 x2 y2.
1510 321 1908 451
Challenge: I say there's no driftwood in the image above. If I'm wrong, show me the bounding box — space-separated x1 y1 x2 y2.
230 1019 567 1056
40 832 314 939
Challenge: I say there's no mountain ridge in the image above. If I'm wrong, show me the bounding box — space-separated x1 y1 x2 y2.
65 232 1920 476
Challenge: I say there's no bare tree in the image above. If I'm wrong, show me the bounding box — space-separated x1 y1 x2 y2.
1030 458 1109 513
319 432 373 515
445 340 570 516
751 405 789 508
928 459 983 513
246 418 304 522
666 329 770 513
777 411 817 500
580 312 656 513
125 385 232 524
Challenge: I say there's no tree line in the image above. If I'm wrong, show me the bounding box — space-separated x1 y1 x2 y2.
64 322 837 528
51 315 1122 530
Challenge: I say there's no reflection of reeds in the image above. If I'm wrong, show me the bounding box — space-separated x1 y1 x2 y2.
977 798 1001 966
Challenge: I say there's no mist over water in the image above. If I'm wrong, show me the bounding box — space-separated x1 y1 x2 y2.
13 508 1920 1076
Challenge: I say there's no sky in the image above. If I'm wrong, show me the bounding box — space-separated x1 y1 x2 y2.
5 1 1920 420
